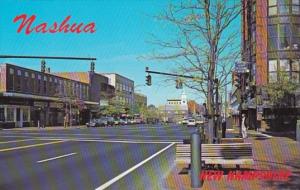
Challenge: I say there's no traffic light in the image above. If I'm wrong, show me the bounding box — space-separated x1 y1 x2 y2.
146 74 152 86
41 60 46 73
176 78 183 89
90 61 95 72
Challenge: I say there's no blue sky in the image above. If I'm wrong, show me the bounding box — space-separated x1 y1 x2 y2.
0 0 240 106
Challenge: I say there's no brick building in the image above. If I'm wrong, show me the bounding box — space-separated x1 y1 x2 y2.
240 0 300 130
0 63 109 128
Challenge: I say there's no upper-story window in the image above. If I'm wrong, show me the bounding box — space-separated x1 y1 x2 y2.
292 0 300 13
9 68 14 75
269 0 278 15
24 72 29 77
17 70 21 76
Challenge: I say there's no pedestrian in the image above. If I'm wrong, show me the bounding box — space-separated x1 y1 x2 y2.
241 114 248 138
64 115 67 128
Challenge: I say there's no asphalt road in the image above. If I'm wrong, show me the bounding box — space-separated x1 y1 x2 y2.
0 124 197 190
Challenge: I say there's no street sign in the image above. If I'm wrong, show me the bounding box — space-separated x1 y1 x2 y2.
235 62 249 73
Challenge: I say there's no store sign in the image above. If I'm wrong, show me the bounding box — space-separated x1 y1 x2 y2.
34 101 48 107
49 102 64 108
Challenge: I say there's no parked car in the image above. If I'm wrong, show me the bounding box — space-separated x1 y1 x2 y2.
86 119 97 127
106 117 115 126
187 119 196 127
114 119 120 125
182 119 189 125
86 118 107 127
119 119 128 125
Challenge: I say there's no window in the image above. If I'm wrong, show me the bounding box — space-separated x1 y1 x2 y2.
6 107 15 122
269 0 277 6
17 70 21 76
269 6 278 16
280 59 290 71
22 108 30 122
269 72 278 82
9 68 14 75
0 108 4 122
269 60 278 72
268 25 278 37
31 73 35 78
291 59 300 82
269 60 278 83
25 72 28 77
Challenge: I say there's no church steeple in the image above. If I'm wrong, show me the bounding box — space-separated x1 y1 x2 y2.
181 90 187 105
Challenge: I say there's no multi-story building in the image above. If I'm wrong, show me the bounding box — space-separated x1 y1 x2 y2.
0 63 98 128
54 71 115 116
134 93 147 108
102 73 134 111
241 0 300 130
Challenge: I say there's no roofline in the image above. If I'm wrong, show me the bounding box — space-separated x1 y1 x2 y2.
101 73 134 83
1 63 90 85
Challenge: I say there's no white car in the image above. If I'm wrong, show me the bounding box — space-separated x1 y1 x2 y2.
182 119 188 125
187 119 196 127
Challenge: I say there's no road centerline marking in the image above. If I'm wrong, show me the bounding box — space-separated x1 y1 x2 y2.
0 140 66 152
37 152 77 163
95 143 175 190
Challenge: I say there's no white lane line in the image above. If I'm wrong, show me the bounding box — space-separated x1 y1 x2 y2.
0 135 182 144
0 139 35 144
34 138 182 144
37 152 77 163
95 143 175 190
1 132 188 138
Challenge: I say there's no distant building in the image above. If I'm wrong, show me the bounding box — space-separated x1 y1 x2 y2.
187 100 201 116
159 92 188 122
0 63 98 128
134 92 147 108
102 73 134 112
54 72 115 116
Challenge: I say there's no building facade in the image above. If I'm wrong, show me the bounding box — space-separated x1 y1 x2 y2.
241 0 300 130
134 93 147 107
103 73 134 112
0 63 97 128
159 92 188 122
54 72 115 115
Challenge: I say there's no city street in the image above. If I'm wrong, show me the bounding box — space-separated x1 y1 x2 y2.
0 124 196 190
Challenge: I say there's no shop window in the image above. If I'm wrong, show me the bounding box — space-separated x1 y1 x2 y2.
0 108 4 122
6 108 15 122
23 108 30 122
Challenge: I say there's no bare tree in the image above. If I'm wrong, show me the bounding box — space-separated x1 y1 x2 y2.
149 0 241 141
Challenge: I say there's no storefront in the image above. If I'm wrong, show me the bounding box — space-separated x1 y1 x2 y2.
0 98 31 128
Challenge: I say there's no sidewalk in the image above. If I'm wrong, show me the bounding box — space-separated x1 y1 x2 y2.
2 125 86 131
164 131 300 190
